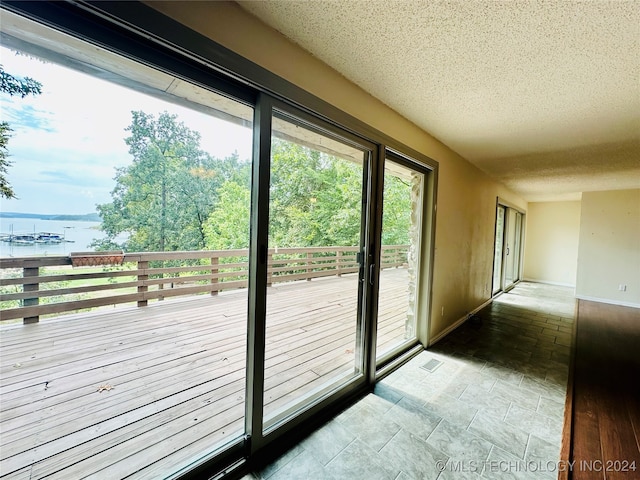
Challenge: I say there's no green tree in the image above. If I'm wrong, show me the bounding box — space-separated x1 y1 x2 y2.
202 138 413 253
310 158 363 246
203 181 251 250
0 65 42 199
0 66 42 98
269 140 323 247
381 175 412 245
203 139 366 251
268 139 364 247
0 125 15 199
94 111 232 252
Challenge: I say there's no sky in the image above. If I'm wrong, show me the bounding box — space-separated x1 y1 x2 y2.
0 45 253 216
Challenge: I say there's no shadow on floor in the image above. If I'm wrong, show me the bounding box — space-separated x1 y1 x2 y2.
247 282 576 480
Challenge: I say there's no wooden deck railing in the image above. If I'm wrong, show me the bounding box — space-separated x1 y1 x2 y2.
0 245 408 323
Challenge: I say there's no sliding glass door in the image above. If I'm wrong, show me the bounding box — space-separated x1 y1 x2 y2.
493 203 524 294
0 3 436 478
492 205 506 294
263 109 371 430
512 212 523 283
376 157 425 363
504 208 518 287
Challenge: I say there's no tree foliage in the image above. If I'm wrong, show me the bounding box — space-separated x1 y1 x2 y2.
0 65 42 98
266 139 413 248
203 181 251 250
97 111 414 255
381 175 412 246
94 111 243 252
267 140 364 248
202 139 413 250
0 123 15 199
0 65 43 199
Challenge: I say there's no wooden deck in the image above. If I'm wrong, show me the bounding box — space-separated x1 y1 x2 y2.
0 268 410 479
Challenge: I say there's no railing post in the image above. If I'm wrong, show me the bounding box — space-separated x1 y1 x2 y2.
306 252 313 281
267 253 273 287
23 267 39 324
336 250 342 277
158 267 164 302
138 260 148 307
210 255 219 296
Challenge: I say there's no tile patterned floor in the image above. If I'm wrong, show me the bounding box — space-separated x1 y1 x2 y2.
243 282 576 480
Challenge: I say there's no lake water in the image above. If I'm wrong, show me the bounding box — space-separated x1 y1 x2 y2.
0 218 106 257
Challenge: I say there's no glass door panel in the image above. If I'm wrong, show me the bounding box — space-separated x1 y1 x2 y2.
492 205 506 294
513 212 523 282
263 111 369 429
0 14 254 477
376 159 424 361
504 208 517 288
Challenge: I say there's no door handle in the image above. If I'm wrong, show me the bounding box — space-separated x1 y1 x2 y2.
369 264 375 285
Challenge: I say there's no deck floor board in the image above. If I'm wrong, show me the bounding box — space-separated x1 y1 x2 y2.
1 268 411 478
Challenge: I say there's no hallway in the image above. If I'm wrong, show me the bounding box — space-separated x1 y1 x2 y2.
245 282 575 479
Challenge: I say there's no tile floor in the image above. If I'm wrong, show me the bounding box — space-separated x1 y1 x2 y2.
243 282 576 479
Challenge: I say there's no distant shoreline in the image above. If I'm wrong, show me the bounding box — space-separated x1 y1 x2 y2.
0 212 102 222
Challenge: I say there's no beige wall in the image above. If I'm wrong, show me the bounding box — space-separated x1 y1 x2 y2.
523 201 581 287
147 1 527 342
576 189 640 307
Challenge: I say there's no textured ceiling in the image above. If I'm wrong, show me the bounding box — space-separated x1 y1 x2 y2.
238 0 640 201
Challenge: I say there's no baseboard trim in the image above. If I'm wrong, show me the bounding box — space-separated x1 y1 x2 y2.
575 295 640 309
522 277 576 288
428 297 493 346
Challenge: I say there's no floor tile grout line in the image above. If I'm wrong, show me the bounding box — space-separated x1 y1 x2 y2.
392 471 405 480
322 436 357 470
425 415 444 442
523 432 533 462
503 401 513 422
375 422 403 453
519 434 538 463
